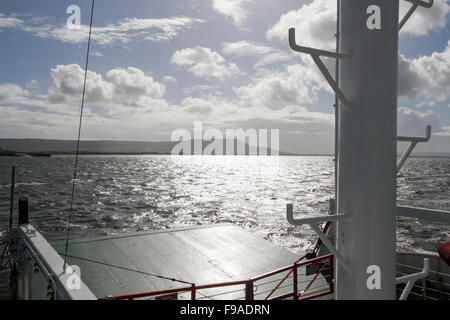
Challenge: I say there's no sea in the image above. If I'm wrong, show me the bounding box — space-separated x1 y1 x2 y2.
0 155 449 256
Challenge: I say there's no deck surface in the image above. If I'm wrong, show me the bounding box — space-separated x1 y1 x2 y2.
51 225 330 299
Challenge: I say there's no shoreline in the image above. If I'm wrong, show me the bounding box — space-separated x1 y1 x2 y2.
1 153 450 158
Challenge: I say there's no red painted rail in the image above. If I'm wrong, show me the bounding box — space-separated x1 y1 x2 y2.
98 254 334 300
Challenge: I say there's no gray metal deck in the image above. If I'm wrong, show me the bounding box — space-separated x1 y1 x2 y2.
51 225 331 299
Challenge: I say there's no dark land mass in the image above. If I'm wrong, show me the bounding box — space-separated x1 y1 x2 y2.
0 138 298 156
1 138 449 157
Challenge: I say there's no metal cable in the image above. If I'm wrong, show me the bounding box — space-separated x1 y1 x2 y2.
63 0 95 271
59 252 194 286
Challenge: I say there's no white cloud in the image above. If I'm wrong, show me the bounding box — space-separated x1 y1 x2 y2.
178 94 334 134
0 13 204 45
435 126 450 136
182 85 217 94
0 83 65 114
398 41 450 101
48 64 111 104
163 76 177 83
107 67 166 104
171 47 242 80
400 0 450 36
25 79 39 91
181 96 214 115
398 106 440 136
91 51 103 57
0 107 78 139
267 0 450 49
0 13 23 28
47 64 166 109
415 100 436 108
212 0 252 27
4 76 446 153
222 41 292 68
266 0 336 51
234 63 326 109
0 83 30 102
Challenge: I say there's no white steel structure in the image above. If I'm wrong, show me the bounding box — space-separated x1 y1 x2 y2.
336 0 399 299
288 0 439 300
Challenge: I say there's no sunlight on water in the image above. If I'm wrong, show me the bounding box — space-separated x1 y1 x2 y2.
0 155 449 255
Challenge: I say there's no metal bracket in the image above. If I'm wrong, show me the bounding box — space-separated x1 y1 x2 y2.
286 204 351 274
288 28 353 113
287 203 345 224
396 125 431 172
396 258 429 300
309 224 351 274
397 205 450 223
399 0 434 30
329 198 450 223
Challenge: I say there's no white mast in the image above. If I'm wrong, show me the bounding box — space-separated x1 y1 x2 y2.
336 0 399 299
288 0 437 301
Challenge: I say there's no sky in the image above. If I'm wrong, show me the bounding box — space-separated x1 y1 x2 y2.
0 0 449 154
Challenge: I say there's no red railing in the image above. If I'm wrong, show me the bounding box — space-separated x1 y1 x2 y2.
98 254 334 300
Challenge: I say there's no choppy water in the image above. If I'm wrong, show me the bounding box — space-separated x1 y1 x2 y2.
0 155 449 255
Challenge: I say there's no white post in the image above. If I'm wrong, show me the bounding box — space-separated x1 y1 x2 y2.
336 0 398 299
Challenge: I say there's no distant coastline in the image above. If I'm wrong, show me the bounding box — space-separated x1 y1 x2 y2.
2 151 450 158
0 150 51 157
0 138 449 158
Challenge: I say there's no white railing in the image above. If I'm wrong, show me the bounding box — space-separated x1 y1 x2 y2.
9 224 96 300
396 258 429 300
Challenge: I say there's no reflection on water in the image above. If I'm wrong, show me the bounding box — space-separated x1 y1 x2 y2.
0 155 449 254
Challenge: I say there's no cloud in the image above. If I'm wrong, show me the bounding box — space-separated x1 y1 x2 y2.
163 76 177 83
435 126 450 136
177 94 334 135
47 64 166 108
415 100 436 108
91 51 103 57
107 67 166 103
265 0 450 111
266 0 336 51
234 63 326 109
47 64 111 104
398 106 440 136
399 0 450 36
181 97 214 115
222 41 292 68
398 41 450 101
182 85 217 94
25 79 39 91
0 12 204 45
212 0 252 27
398 54 424 98
171 47 242 80
0 83 66 114
3 76 446 154
0 13 23 28
0 107 78 139
397 107 450 154
267 0 450 49
0 83 30 102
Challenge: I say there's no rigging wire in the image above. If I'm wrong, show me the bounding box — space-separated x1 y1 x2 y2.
334 0 340 196
63 0 95 271
58 1 194 287
59 252 194 286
